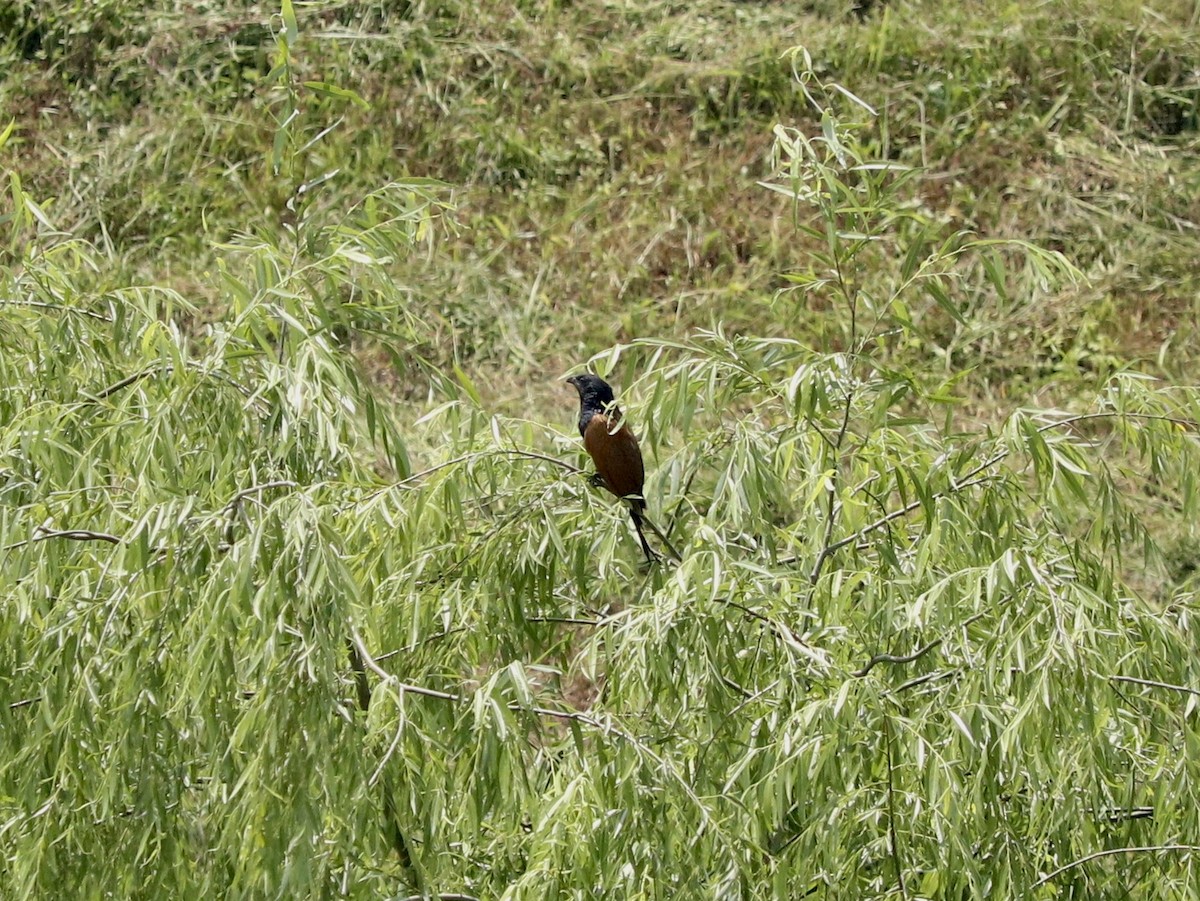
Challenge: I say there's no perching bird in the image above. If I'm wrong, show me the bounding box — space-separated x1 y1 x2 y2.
565 373 679 564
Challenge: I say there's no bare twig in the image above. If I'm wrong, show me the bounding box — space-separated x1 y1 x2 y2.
854 613 984 678
375 627 470 662
87 364 255 402
223 480 299 512
353 627 603 726
853 639 943 678
92 367 165 399
8 697 41 710
2 299 111 321
1102 807 1154 822
4 526 123 551
640 511 682 562
714 597 800 647
43 527 121 543
826 459 1004 563
359 449 585 506
810 385 857 585
1033 845 1200 888
893 670 957 693
524 616 609 627
883 716 909 900
347 626 420 886
719 674 754 700
1048 411 1199 434
798 410 1200 574
1110 675 1200 697
350 626 403 685
223 480 299 546
393 450 582 490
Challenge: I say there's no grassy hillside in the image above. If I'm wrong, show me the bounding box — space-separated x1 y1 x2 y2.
3 1 1200 898
4 0 1198 401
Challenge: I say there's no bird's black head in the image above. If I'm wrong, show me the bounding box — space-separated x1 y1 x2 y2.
566 373 615 407
566 373 618 436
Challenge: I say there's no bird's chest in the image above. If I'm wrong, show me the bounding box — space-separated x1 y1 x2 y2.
582 415 645 498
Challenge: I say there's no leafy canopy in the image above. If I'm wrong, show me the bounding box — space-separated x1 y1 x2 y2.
3 26 1200 901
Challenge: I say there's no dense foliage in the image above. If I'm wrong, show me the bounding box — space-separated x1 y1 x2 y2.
3 1 1200 899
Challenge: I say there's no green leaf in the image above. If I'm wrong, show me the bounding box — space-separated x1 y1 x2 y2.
303 81 371 109
280 0 298 47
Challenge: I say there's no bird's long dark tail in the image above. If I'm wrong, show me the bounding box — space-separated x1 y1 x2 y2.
630 504 682 564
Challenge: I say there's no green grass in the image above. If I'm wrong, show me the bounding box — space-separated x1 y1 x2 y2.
3 0 1198 415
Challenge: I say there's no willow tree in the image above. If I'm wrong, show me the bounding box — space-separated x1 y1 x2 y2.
3 72 1200 901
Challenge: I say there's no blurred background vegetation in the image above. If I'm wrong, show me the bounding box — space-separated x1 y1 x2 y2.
3 0 1197 410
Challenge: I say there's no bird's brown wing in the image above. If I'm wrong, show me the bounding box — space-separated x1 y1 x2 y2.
582 413 645 505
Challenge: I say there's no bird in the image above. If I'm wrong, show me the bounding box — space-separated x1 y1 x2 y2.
565 373 679 564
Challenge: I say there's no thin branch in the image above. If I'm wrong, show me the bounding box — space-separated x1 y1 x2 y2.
803 416 838 453
714 597 800 647
524 616 609 627
853 639 943 678
827 458 1005 561
8 697 41 710
1 299 112 321
728 678 781 718
808 511 838 579
4 526 123 551
883 716 909 900
854 613 984 678
351 626 405 685
810 383 857 585
398 894 481 901
798 409 1200 573
92 367 162 399
224 480 299 512
719 674 755 700
779 473 997 568
353 628 599 724
893 669 957 693
347 641 739 831
805 217 865 586
640 511 683 562
1102 806 1154 822
1045 411 1199 434
40 527 121 543
346 638 373 713
1033 845 1200 889
223 480 300 545
375 627 469 663
87 364 255 402
666 432 732 539
1110 675 1200 697
857 476 890 528
392 450 582 490
354 636 641 734
347 626 420 885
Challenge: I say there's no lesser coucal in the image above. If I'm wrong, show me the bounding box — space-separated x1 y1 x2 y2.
566 373 679 564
